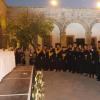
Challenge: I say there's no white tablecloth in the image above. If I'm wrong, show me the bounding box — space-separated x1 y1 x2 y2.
0 51 15 82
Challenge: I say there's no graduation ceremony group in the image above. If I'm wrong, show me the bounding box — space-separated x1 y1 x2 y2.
15 42 100 81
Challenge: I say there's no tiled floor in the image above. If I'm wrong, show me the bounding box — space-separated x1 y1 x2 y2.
44 71 100 100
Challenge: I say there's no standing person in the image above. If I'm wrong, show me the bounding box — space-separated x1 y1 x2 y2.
71 43 78 73
35 44 42 70
29 49 35 65
20 48 25 65
41 45 47 70
93 47 100 81
54 43 62 71
96 47 100 81
88 45 94 78
66 44 73 72
32 49 37 65
48 46 54 71
24 48 30 65
77 45 85 74
15 48 22 65
76 45 81 73
62 46 68 72
83 44 91 76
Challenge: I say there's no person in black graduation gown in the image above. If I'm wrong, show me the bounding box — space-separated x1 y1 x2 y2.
88 45 95 78
83 44 91 75
47 46 54 71
29 49 34 65
54 43 63 71
66 44 73 72
75 45 82 73
62 46 68 72
71 43 78 73
92 47 100 81
64 46 69 72
44 47 49 70
41 45 48 70
15 48 23 65
34 44 43 70
78 47 85 74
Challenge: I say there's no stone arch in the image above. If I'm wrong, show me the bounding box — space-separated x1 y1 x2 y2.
60 19 91 46
50 20 61 47
63 19 89 34
91 20 100 42
65 23 86 38
52 19 62 33
90 20 100 32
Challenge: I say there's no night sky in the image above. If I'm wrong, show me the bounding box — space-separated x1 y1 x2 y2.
5 0 98 8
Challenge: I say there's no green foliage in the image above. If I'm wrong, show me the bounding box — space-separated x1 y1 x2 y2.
7 12 54 48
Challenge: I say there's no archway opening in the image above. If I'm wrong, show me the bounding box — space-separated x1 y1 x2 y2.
91 23 100 47
51 24 60 47
65 23 86 45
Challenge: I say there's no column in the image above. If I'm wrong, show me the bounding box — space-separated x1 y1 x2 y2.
85 31 91 45
43 34 52 47
60 32 67 47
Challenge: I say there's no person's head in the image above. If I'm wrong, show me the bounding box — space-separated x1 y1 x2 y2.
43 45 47 50
76 47 80 52
37 44 42 49
55 43 61 49
49 46 53 50
78 45 82 49
88 45 93 50
84 44 88 50
73 42 77 48
62 46 66 51
68 44 72 49
17 48 21 52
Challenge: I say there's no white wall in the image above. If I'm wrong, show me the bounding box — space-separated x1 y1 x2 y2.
65 23 86 38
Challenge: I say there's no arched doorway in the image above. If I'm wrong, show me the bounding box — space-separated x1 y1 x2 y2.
91 23 100 47
51 24 60 47
65 23 86 45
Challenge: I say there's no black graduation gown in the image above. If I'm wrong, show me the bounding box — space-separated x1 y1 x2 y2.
40 51 47 70
71 49 77 73
47 50 54 70
15 51 22 65
83 50 91 73
76 51 81 73
54 49 63 70
66 49 73 72
35 50 43 70
62 50 68 71
64 49 69 71
78 51 85 73
91 50 100 76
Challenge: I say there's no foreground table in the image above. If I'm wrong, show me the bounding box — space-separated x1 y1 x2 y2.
0 51 15 81
0 66 34 100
